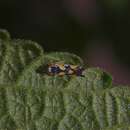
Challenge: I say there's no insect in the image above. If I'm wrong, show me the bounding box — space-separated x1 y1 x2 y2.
48 63 85 77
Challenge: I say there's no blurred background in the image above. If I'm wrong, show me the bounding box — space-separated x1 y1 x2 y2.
0 0 130 84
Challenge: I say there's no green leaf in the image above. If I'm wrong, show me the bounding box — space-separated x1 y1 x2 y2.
0 37 44 86
0 29 130 130
44 52 84 65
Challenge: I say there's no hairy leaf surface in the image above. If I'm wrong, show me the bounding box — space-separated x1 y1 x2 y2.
0 29 130 130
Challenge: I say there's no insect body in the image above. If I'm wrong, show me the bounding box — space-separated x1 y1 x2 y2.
48 63 84 77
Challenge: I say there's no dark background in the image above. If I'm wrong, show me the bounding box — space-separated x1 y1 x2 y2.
0 0 130 84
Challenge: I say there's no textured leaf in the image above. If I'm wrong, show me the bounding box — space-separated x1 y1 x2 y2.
0 29 130 130
44 52 84 65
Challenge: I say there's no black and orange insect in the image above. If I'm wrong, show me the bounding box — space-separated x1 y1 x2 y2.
48 63 85 77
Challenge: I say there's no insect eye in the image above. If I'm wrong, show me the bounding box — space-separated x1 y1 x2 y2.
49 66 60 73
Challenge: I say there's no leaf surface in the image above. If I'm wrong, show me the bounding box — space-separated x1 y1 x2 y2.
0 29 130 130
